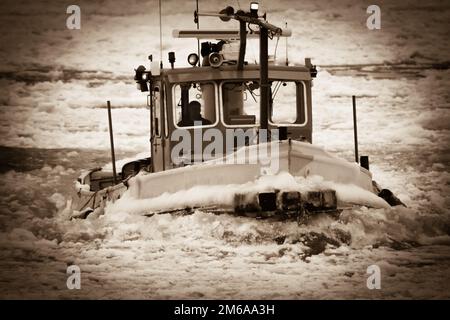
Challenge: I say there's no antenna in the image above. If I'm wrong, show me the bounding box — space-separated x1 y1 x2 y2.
285 22 289 66
159 0 163 69
195 0 200 66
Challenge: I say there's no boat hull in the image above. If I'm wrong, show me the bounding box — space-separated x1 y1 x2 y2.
72 140 375 215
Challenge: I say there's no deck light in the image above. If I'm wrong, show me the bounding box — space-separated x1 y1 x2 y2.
250 2 259 17
134 65 148 92
310 65 318 78
134 65 145 81
168 52 176 69
188 53 199 66
219 6 234 21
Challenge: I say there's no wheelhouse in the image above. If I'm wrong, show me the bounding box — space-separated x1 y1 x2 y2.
147 63 313 172
132 7 319 174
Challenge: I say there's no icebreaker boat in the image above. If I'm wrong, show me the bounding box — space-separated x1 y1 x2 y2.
72 4 402 219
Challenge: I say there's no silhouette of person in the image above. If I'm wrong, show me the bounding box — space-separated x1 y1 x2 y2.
177 101 212 127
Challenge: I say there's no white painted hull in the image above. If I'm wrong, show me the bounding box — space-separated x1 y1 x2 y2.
129 140 373 198
72 140 375 214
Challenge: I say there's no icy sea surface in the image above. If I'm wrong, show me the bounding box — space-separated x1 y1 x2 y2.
0 0 449 298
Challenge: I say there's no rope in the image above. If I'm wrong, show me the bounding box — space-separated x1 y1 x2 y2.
78 191 97 211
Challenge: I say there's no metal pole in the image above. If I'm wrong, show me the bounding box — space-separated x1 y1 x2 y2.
352 95 359 163
237 20 247 71
159 0 163 69
107 101 118 184
285 22 289 66
181 84 190 123
260 27 269 131
149 85 154 164
196 0 201 67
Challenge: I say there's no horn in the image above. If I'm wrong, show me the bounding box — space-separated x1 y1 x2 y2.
209 52 223 68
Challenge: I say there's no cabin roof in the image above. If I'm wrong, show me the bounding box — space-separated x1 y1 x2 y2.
160 64 312 83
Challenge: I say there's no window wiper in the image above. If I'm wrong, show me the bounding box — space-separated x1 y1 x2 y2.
272 81 283 101
244 83 258 103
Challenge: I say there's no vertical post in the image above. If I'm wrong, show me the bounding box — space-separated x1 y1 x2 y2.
237 20 247 71
107 101 118 184
181 84 190 123
196 0 200 67
149 85 154 169
352 95 359 163
159 0 163 69
260 27 269 132
285 22 289 66
360 155 369 170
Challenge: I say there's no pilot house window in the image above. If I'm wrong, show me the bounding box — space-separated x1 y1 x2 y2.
222 81 260 126
222 80 306 126
270 81 306 125
173 82 216 127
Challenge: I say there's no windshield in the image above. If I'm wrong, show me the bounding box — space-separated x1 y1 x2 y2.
221 80 306 126
173 82 216 128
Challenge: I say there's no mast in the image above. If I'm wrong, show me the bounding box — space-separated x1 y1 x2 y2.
159 0 163 69
196 4 283 135
237 20 246 71
259 27 269 131
232 11 282 133
195 0 201 66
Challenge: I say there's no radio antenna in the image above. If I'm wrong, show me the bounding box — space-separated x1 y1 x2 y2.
285 22 289 66
159 0 163 69
196 0 200 66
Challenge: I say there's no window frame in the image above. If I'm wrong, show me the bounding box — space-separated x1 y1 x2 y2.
163 82 170 139
268 80 308 127
219 80 308 128
151 84 163 138
171 81 220 130
219 80 261 129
